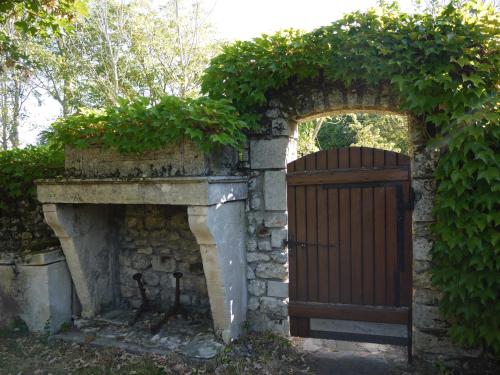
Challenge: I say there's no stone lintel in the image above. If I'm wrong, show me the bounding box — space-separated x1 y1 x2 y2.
36 177 247 206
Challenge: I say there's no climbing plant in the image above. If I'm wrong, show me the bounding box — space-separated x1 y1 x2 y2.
201 1 499 354
46 95 248 153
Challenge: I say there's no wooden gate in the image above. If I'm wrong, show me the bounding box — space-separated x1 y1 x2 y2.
287 147 413 359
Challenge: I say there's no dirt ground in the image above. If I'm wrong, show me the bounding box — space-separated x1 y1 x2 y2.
1 328 498 375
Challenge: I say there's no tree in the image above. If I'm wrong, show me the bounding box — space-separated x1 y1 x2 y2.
30 0 218 118
298 113 410 157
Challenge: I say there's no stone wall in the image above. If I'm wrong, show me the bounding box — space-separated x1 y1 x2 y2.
0 198 58 254
116 205 210 317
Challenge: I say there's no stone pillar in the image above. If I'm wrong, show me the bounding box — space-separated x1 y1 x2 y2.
42 203 118 318
410 120 475 358
245 102 297 334
187 202 247 343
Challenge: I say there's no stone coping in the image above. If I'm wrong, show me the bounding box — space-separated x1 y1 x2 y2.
36 176 248 206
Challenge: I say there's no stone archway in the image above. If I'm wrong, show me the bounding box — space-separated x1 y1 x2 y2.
244 80 446 357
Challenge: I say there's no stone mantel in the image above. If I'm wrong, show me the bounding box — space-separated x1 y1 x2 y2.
36 176 247 206
36 176 248 343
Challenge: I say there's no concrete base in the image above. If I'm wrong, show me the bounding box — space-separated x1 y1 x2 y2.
0 249 72 333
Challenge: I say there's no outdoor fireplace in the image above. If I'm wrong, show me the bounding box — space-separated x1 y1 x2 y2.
36 145 249 343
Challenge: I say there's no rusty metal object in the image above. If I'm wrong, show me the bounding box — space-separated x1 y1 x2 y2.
151 271 187 334
128 272 151 326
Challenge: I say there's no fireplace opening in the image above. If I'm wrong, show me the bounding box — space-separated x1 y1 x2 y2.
66 204 223 358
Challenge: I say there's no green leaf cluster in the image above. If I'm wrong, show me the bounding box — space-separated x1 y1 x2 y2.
46 95 248 153
201 1 499 354
0 146 64 211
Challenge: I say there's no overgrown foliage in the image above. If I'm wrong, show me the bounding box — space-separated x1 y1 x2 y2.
46 96 248 153
0 146 64 210
201 1 499 353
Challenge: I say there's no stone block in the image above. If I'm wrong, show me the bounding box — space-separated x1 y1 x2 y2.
0 252 72 333
412 147 438 179
264 170 287 211
267 281 289 298
247 239 257 252
413 304 447 330
260 296 288 319
64 142 239 178
132 253 151 270
257 239 272 251
256 262 288 280
142 271 160 287
264 212 287 228
271 228 287 248
270 250 288 264
250 138 290 169
412 179 436 222
247 252 271 263
247 266 256 280
248 297 260 311
413 237 433 261
248 280 267 296
151 255 175 272
414 288 442 306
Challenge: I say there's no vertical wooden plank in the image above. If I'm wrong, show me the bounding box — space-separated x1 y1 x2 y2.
339 187 351 304
350 187 363 304
305 153 316 171
374 186 386 305
288 185 297 301
317 150 327 170
362 187 375 305
374 149 385 167
350 147 361 168
306 184 318 302
338 148 350 169
327 149 339 169
317 153 329 303
385 186 398 306
328 188 340 302
295 155 306 172
385 151 397 166
296 185 308 301
361 147 374 168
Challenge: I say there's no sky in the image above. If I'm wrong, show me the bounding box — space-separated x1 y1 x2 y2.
19 0 415 146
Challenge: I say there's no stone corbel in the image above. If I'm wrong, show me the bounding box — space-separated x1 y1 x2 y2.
188 203 247 343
